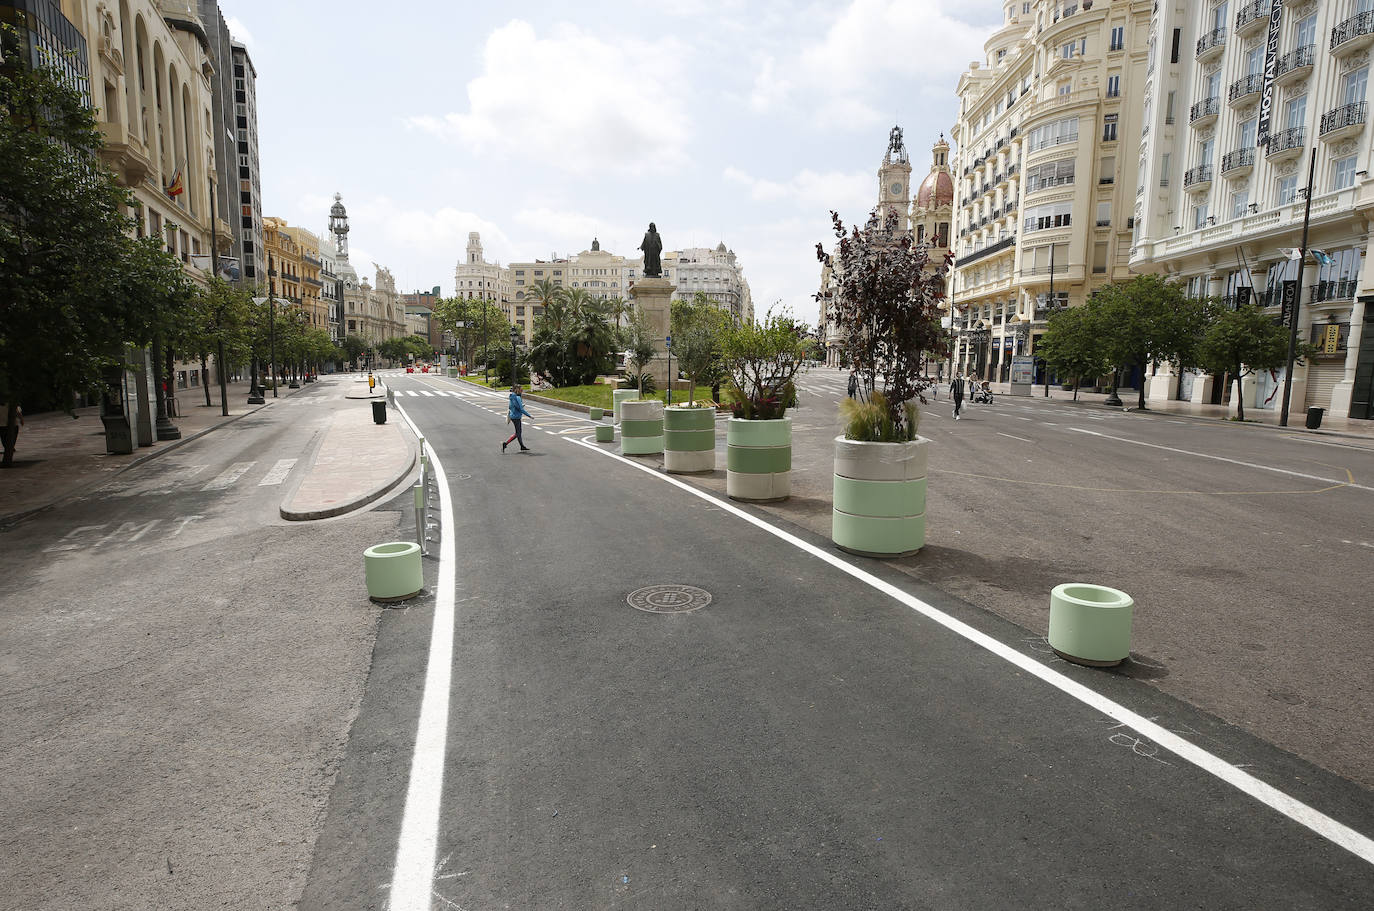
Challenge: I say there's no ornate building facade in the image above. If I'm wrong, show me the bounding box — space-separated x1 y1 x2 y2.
1132 0 1374 420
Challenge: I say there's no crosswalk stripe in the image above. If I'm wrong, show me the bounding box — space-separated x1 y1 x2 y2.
406 390 420 397
202 461 256 491
257 458 298 486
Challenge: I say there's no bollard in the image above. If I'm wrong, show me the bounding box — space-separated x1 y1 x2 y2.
364 541 423 602
595 423 614 442
588 407 604 421
413 482 426 555
1047 583 1134 667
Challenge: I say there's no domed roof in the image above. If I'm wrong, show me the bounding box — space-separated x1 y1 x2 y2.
716 241 727 252
916 170 954 209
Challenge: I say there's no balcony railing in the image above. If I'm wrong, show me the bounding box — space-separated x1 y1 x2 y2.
1236 1 1271 34
1273 44 1315 80
1331 10 1374 53
1320 101 1367 137
1265 125 1305 156
1197 27 1227 59
1310 279 1358 303
1221 148 1255 173
956 233 1018 268
1183 164 1214 188
1228 73 1263 103
1189 96 1221 123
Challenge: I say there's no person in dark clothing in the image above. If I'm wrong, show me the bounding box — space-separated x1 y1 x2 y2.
504 385 532 452
847 372 858 398
951 372 964 420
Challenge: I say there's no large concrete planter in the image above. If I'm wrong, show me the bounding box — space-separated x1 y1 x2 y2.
726 417 791 501
1047 583 1134 667
831 436 928 557
613 389 640 422
620 399 664 455
364 541 423 603
663 406 716 473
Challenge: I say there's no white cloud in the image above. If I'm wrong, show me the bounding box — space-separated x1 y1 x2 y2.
225 16 255 48
406 20 693 176
723 166 872 215
749 0 990 128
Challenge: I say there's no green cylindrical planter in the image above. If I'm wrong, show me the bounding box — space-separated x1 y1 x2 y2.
664 406 716 473
448 367 458 377
620 400 664 455
832 436 928 557
1047 583 1134 667
588 407 604 421
613 389 640 422
726 417 791 501
364 541 423 603
595 423 614 442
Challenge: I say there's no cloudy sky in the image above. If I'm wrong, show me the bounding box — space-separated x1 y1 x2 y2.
224 0 1000 325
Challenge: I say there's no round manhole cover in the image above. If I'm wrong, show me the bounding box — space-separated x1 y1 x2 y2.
626 584 712 614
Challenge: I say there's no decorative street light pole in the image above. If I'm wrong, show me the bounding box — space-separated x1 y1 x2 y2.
268 285 278 398
665 334 672 405
510 325 520 389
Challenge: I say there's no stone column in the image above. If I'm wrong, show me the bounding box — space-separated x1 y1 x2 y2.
1331 297 1366 418
629 277 675 390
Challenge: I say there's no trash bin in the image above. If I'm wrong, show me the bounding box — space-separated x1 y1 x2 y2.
1305 406 1324 430
372 400 387 424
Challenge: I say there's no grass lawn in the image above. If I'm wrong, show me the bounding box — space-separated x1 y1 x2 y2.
529 384 737 409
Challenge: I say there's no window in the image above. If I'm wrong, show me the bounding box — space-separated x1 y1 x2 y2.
1333 155 1358 191
1110 26 1124 51
1245 45 1262 77
1096 201 1112 226
1102 114 1118 141
1026 117 1079 150
1230 189 1249 219
1025 158 1075 191
1199 137 1215 165
1024 202 1073 232
1160 152 1171 186
1061 38 1086 59
1100 156 1116 183
1286 94 1306 130
1205 71 1221 101
1166 90 1177 123
1211 2 1229 31
1238 117 1257 148
1058 81 1072 96
1093 242 1109 273
1193 203 1209 230
1295 13 1316 49
1276 175 1299 204
1107 75 1120 97
1170 28 1181 63
1342 67 1369 106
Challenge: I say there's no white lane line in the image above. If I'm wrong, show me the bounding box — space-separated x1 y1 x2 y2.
998 432 1032 443
389 404 457 911
256 458 297 486
1069 428 1374 493
564 434 1374 867
201 461 255 491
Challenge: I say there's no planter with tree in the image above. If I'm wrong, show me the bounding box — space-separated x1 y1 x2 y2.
818 209 948 556
721 310 808 501
663 294 727 473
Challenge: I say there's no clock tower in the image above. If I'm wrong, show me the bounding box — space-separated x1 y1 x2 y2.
878 125 912 233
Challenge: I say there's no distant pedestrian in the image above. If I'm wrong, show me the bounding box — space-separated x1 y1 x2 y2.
504 384 532 452
847 372 858 398
951 372 964 419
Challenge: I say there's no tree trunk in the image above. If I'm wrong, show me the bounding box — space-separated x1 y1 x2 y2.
1 402 18 468
201 352 211 407
1234 369 1246 421
165 343 178 419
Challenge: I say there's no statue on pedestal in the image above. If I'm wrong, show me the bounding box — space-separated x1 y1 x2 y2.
639 222 663 278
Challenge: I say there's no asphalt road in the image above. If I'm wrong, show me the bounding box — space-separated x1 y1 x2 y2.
0 381 391 910
301 373 1374 909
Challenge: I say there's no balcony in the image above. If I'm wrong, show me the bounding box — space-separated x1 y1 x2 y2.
1189 96 1221 127
956 232 1018 267
1220 147 1256 177
1235 1 1271 37
1228 73 1263 106
1272 45 1315 86
1183 164 1214 192
1310 279 1358 303
1331 10 1374 56
1320 101 1367 141
1197 27 1227 62
1264 126 1305 162
97 121 155 187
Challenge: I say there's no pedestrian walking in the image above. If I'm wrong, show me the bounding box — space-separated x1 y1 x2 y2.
951 372 964 419
847 372 858 398
503 384 532 452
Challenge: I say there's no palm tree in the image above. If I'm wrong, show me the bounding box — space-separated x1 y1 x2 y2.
528 278 568 333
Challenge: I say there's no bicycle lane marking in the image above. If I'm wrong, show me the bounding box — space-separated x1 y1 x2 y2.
562 433 1374 867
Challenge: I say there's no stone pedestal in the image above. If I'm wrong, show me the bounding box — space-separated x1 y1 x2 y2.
630 277 675 389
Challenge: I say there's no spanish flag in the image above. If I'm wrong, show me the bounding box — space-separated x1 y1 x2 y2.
165 167 184 198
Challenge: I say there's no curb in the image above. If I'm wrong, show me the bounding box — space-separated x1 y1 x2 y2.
279 446 418 521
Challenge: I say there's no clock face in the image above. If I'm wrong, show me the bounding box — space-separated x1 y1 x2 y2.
890 182 903 195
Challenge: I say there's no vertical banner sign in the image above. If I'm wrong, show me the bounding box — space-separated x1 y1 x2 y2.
1257 0 1285 147
1324 324 1341 354
1280 280 1298 326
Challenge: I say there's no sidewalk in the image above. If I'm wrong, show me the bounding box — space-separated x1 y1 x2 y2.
0 374 414 526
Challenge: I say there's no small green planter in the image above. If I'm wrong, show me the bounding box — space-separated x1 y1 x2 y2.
1047 583 1134 667
832 436 928 557
595 423 614 442
363 541 423 603
664 406 716 473
620 399 664 455
726 417 791 501
588 407 604 421
448 367 458 377
613 389 640 422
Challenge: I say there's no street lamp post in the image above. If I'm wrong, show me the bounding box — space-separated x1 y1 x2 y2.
268 285 278 398
510 325 520 389
665 334 672 405
483 297 490 385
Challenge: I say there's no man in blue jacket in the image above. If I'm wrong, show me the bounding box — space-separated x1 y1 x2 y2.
503 384 533 452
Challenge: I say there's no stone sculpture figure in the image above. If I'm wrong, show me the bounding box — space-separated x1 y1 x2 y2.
640 222 663 278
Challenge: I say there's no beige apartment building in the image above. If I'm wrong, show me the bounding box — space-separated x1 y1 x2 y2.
949 0 1152 385
1132 0 1374 421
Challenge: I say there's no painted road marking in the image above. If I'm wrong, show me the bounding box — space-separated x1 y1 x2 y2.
406 390 420 397
389 403 458 911
565 434 1374 867
1069 428 1374 493
998 432 1032 443
257 458 298 486
201 461 256 491
420 391 436 397
42 516 202 552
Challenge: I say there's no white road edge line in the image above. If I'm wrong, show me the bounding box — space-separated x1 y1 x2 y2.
563 434 1374 867
388 403 457 910
1069 428 1374 493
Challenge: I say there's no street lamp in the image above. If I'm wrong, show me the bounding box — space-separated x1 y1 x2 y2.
510 325 520 389
665 334 672 405
268 285 278 398
969 321 991 381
